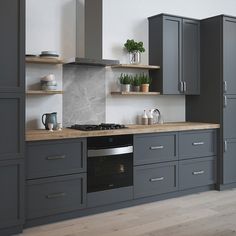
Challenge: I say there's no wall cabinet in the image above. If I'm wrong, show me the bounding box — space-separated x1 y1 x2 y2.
149 14 200 95
186 15 236 187
0 0 25 235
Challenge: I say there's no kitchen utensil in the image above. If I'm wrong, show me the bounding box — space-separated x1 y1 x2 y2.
42 112 57 130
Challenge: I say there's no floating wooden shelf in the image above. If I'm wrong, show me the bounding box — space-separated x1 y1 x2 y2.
111 64 160 70
26 90 64 95
26 57 64 65
111 91 160 96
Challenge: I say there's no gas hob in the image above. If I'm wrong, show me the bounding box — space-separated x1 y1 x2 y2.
70 123 127 131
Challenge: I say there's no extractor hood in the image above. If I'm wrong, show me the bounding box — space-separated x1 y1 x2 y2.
65 0 119 66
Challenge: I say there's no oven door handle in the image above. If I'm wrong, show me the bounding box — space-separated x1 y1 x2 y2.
88 146 133 157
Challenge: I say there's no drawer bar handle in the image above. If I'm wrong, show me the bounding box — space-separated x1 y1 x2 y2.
150 177 165 182
46 155 66 160
46 192 66 199
150 145 164 150
192 170 205 175
192 142 204 146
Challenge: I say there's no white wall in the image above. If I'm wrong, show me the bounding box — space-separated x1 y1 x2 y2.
26 0 76 129
103 0 236 123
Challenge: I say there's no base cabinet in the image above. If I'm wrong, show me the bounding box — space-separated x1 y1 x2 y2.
134 162 178 199
26 174 86 219
0 160 24 230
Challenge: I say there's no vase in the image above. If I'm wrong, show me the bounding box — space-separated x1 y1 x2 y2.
121 84 131 92
129 51 141 64
141 84 149 92
133 85 140 92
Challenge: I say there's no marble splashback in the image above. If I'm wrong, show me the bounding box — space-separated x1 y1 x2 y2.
63 65 106 127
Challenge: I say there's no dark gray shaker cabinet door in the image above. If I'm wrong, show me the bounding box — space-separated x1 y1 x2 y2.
183 19 200 95
223 95 236 139
134 133 178 165
223 17 236 95
0 0 25 92
0 94 24 161
179 130 216 159
26 139 86 179
0 160 24 229
26 174 86 219
223 139 236 184
163 16 182 94
134 162 178 199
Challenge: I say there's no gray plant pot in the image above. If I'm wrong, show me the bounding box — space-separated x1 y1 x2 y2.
133 85 140 92
121 84 131 92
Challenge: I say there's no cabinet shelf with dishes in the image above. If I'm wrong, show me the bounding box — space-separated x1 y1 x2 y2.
26 57 64 65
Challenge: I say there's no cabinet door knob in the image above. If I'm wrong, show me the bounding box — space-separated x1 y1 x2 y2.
46 155 66 160
224 140 228 152
150 177 164 182
223 81 227 93
192 170 205 175
150 145 164 150
183 81 187 92
46 192 66 199
179 81 184 93
192 142 204 146
223 96 227 107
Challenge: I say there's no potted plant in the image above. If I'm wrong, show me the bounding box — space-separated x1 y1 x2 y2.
124 39 145 64
132 74 141 92
119 73 132 92
140 73 152 92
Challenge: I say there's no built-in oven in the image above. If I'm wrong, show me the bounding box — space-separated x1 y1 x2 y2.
87 135 133 193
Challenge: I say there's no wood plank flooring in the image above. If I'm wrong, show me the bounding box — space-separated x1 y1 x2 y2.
18 189 236 236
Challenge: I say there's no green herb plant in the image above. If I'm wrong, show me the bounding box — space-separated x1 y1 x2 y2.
140 73 152 85
132 74 141 86
119 73 132 85
124 39 145 53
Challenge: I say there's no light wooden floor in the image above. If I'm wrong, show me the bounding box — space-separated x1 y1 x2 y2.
18 189 236 236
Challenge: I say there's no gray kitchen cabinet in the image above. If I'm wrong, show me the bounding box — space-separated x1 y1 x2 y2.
0 0 25 93
149 14 200 95
179 156 216 190
134 133 178 165
223 95 236 139
26 174 86 219
134 162 178 199
223 139 236 184
186 15 236 188
0 0 25 235
26 139 86 179
179 130 216 160
0 160 24 229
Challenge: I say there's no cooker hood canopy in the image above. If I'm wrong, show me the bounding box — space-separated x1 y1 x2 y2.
66 0 119 66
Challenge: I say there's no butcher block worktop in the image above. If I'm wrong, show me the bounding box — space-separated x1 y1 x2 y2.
26 122 220 141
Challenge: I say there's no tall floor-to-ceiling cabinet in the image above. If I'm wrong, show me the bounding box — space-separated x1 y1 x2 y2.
0 0 25 235
186 15 236 188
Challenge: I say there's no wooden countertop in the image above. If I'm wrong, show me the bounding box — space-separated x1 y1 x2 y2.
26 122 220 142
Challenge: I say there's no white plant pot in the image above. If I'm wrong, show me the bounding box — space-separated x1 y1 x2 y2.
121 84 131 92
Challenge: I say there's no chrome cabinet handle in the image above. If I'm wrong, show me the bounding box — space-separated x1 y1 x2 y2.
150 145 164 150
223 81 227 93
192 142 204 146
179 81 184 93
46 155 66 160
150 177 164 182
46 192 66 199
88 146 133 157
183 81 187 92
192 170 205 175
224 140 228 152
224 96 227 107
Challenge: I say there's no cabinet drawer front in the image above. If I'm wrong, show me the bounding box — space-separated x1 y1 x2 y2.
134 162 178 199
26 174 86 219
134 133 177 165
179 130 216 159
26 139 86 179
179 157 216 190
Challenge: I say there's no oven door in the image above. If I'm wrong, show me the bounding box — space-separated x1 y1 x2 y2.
87 146 133 193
